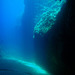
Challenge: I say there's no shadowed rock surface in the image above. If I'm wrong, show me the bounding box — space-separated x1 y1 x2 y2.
34 0 75 75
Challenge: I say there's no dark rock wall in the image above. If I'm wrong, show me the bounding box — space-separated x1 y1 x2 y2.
61 0 75 74
34 0 75 75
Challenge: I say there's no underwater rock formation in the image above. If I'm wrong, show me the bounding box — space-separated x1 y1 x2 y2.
33 9 56 38
33 0 66 38
34 0 75 75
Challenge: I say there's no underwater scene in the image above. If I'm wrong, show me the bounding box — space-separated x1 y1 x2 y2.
0 0 75 75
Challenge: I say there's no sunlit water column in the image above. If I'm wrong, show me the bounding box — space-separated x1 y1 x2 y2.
21 0 35 61
2 0 25 58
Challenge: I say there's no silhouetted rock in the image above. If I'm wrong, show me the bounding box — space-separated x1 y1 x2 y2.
34 0 75 75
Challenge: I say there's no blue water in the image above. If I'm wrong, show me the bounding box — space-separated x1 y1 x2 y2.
0 0 66 75
1 0 34 61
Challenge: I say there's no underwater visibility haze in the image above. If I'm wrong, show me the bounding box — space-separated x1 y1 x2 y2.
0 0 74 75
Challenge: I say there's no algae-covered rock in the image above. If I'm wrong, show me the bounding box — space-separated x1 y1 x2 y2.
33 9 58 38
33 0 66 38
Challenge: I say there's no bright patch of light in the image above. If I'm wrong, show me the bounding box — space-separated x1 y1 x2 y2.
3 0 25 27
3 57 49 75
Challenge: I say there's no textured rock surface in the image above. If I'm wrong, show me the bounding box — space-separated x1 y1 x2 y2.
34 0 75 75
33 0 66 38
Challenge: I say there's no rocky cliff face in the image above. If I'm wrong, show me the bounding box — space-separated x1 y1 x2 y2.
34 0 75 75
